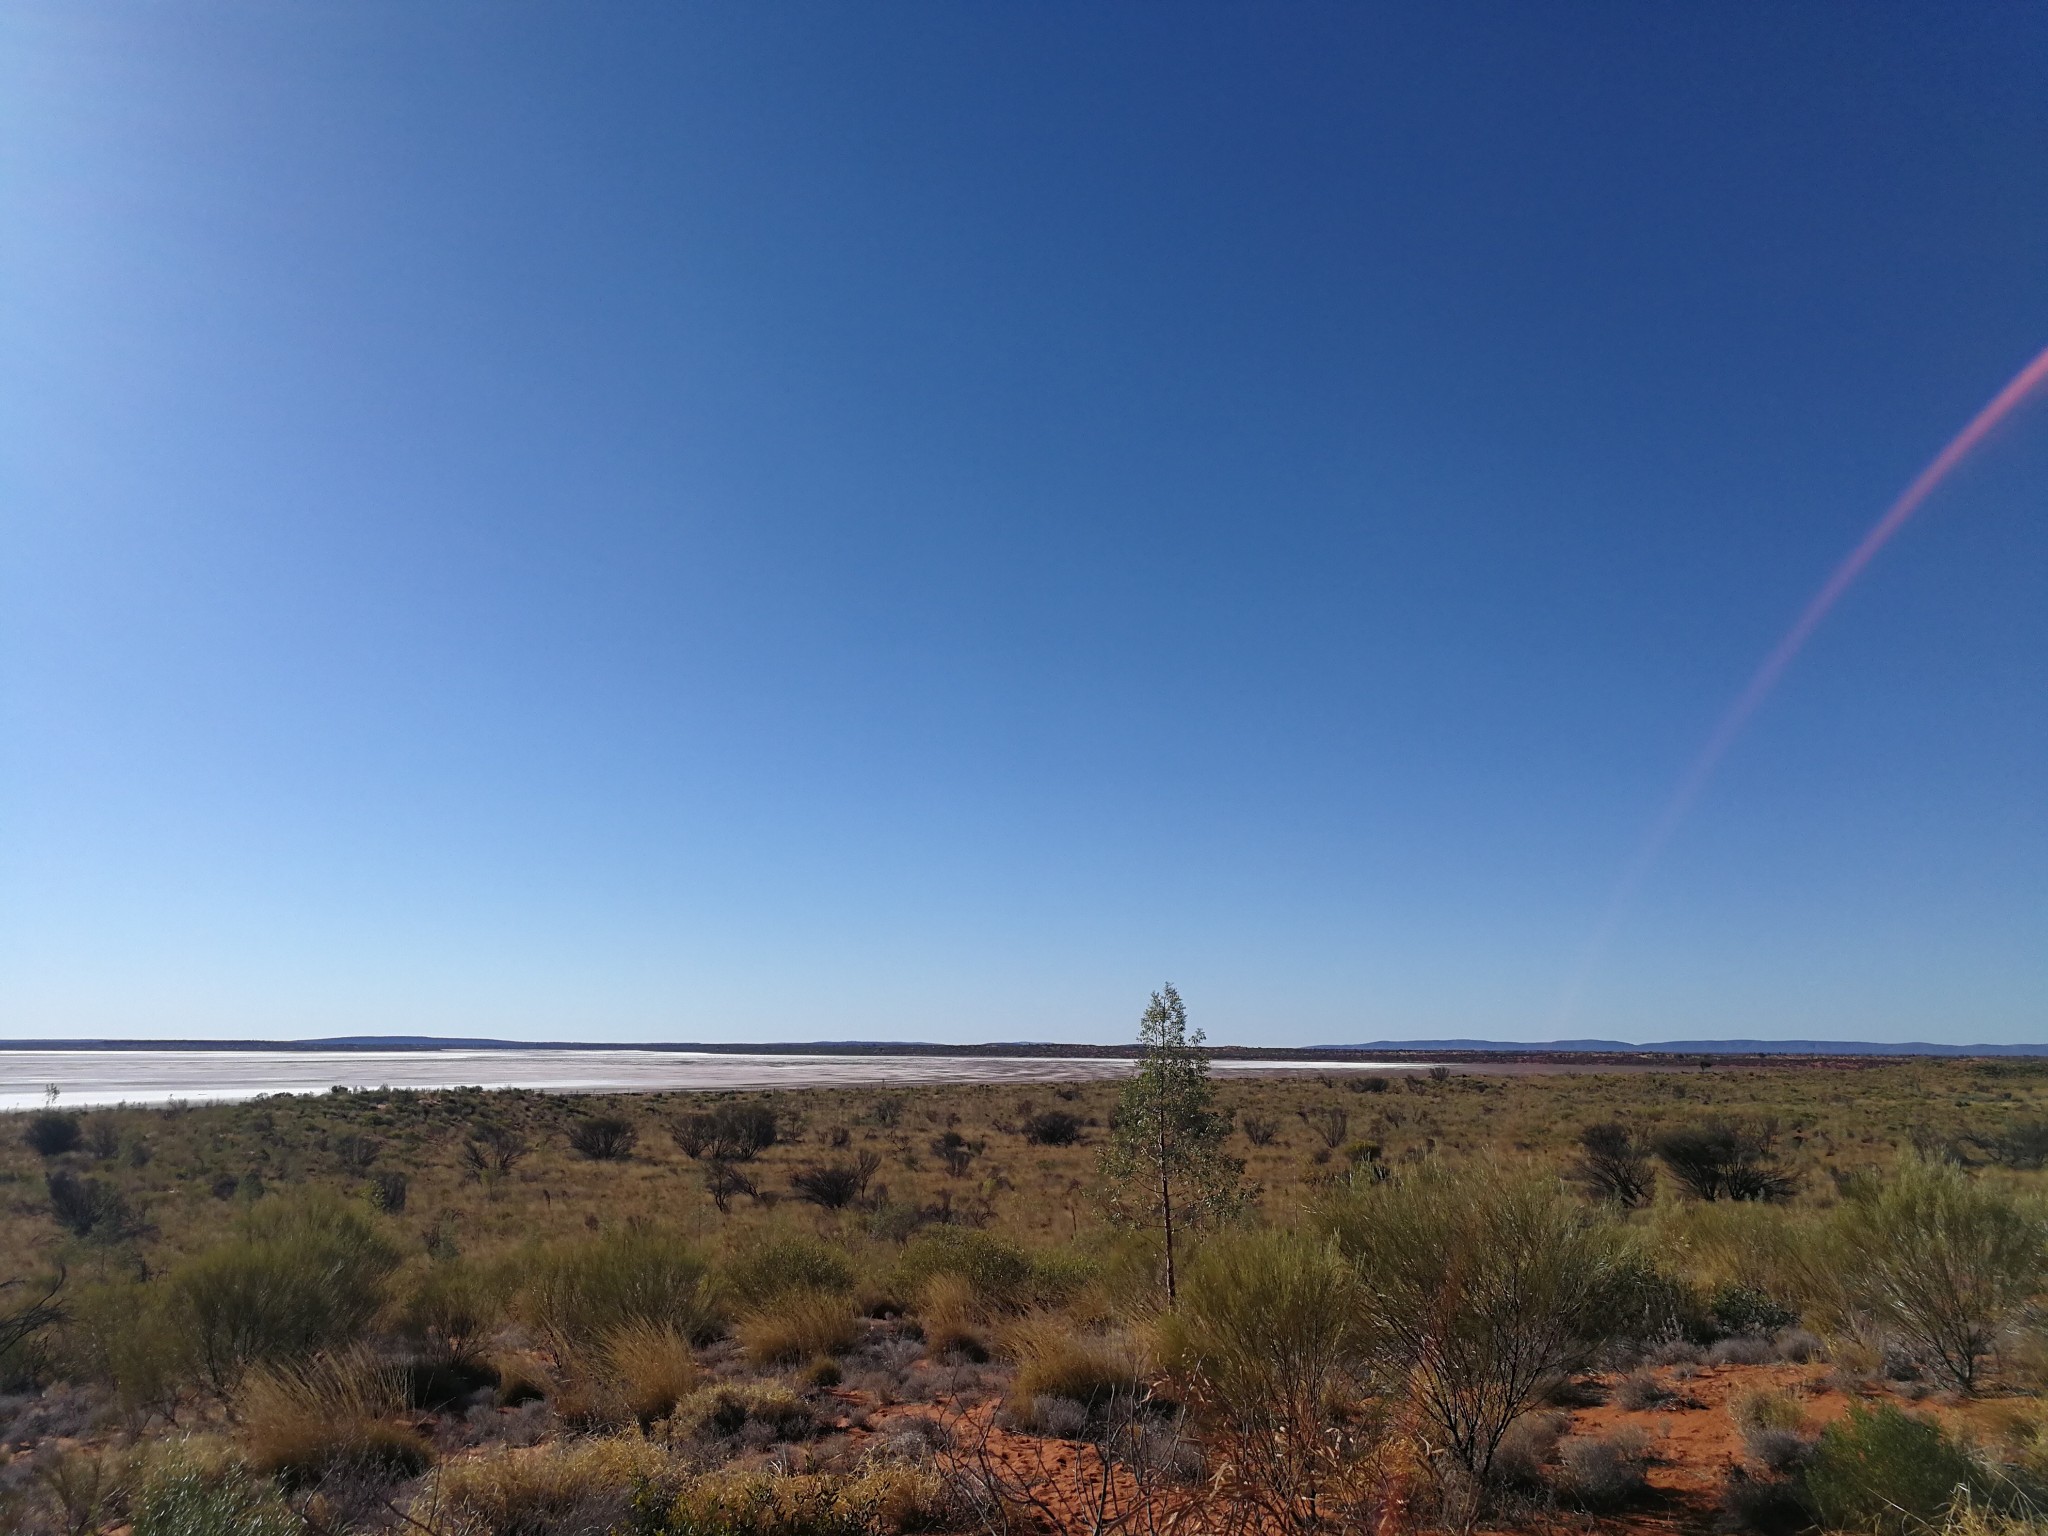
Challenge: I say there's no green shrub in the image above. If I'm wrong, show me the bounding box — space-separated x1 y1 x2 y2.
523 1225 720 1346
894 1230 1036 1312
1004 1315 1145 1431
723 1236 858 1308
1316 1163 1625 1476
24 1112 82 1157
1157 1230 1383 1536
166 1192 400 1392
132 1453 299 1536
1806 1403 1985 1536
671 1382 818 1443
653 1465 952 1536
1834 1156 2048 1393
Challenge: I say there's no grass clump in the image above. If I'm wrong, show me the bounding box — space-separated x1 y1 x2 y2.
671 1381 819 1445
1003 1314 1145 1432
605 1320 700 1425
240 1349 433 1488
738 1288 861 1366
430 1435 679 1536
132 1448 299 1536
723 1235 858 1309
523 1225 721 1347
650 1464 953 1536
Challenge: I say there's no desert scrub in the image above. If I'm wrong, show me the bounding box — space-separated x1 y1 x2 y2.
522 1225 722 1347
1806 1402 1988 1536
723 1235 858 1309
428 1434 680 1536
1833 1155 2048 1393
132 1447 299 1536
166 1190 401 1393
1157 1230 1385 1536
1316 1163 1626 1477
738 1288 861 1366
671 1382 820 1446
240 1348 433 1487
1002 1314 1146 1432
895 1231 1037 1314
645 1462 953 1536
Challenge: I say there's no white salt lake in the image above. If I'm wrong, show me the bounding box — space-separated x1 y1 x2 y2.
0 1049 1426 1112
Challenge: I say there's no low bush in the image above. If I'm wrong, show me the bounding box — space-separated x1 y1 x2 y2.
1021 1111 1082 1147
724 1236 857 1309
569 1116 639 1160
1158 1230 1385 1536
429 1435 678 1536
1317 1164 1626 1476
24 1113 82 1157
522 1226 720 1347
1613 1370 1672 1411
397 1259 506 1365
240 1349 434 1489
1574 1122 1655 1208
895 1230 1036 1314
674 1102 779 1162
1834 1155 2048 1393
1556 1428 1651 1510
738 1289 861 1366
1655 1122 1798 1202
166 1191 401 1393
1720 1465 1813 1536
1003 1315 1144 1429
671 1382 819 1444
1805 1402 1985 1536
47 1171 134 1240
1240 1114 1279 1147
1730 1386 1808 1438
791 1154 883 1210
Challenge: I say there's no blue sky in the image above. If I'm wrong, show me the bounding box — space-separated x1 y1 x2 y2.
3 4 2044 1045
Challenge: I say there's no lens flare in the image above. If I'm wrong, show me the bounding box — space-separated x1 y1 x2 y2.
1559 343 2048 1021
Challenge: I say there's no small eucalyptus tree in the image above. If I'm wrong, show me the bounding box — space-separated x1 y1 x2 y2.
1098 984 1247 1305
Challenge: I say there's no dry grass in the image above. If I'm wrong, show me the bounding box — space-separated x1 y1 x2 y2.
603 1320 698 1424
427 1435 677 1534
914 1273 986 1360
239 1348 433 1487
738 1287 862 1366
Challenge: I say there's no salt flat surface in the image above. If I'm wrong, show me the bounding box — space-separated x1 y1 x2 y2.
0 1049 1421 1112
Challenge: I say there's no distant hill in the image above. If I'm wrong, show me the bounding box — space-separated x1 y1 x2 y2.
4 1035 2045 1058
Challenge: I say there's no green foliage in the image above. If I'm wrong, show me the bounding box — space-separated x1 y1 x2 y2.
523 1225 721 1347
1805 1403 1984 1536
895 1228 1038 1312
1316 1163 1624 1475
165 1191 400 1392
723 1234 858 1308
24 1112 82 1157
1157 1230 1385 1536
1833 1155 2048 1393
132 1454 299 1536
1097 984 1248 1303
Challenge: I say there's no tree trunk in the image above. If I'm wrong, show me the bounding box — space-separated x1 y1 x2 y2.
1159 1115 1177 1306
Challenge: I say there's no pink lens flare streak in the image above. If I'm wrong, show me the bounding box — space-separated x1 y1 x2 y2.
1559 342 2048 1021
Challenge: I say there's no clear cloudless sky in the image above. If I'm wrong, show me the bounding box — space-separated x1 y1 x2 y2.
3 4 2044 1046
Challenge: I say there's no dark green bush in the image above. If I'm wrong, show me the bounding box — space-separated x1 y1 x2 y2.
895 1229 1037 1312
24 1113 81 1157
722 1235 857 1308
523 1225 720 1346
165 1191 400 1392
1804 1403 1984 1536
